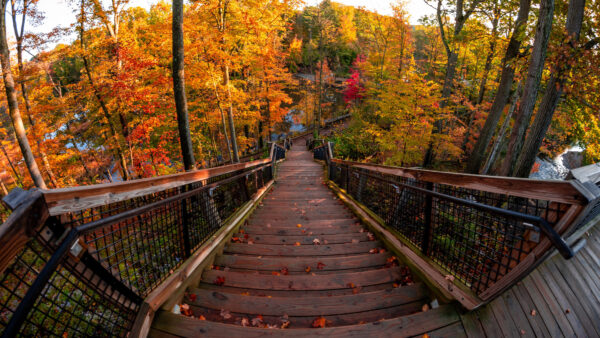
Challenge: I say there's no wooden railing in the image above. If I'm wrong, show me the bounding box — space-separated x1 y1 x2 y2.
312 142 600 309
0 143 287 337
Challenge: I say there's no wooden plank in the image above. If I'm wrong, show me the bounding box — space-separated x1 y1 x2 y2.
458 311 486 338
152 305 460 337
148 328 182 338
510 283 552 337
520 276 563 337
241 226 363 236
544 259 600 337
232 232 371 245
185 285 425 316
499 289 535 337
201 267 403 290
332 159 587 205
0 190 49 276
246 219 360 228
488 296 520 337
44 159 270 214
421 322 467 338
195 282 400 298
215 252 389 271
532 266 589 337
476 305 503 338
223 241 379 256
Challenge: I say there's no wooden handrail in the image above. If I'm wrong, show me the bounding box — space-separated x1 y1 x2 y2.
43 158 270 215
331 159 589 205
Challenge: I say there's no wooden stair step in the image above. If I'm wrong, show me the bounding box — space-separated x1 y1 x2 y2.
245 219 360 228
151 305 459 337
195 282 397 298
231 232 371 245
201 267 403 290
239 227 363 236
224 241 380 256
214 252 389 271
184 284 426 316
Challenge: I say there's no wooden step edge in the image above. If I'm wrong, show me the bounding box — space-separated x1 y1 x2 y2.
151 305 460 337
183 284 427 316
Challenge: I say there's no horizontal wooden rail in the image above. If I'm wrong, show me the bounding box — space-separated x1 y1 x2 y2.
331 159 589 205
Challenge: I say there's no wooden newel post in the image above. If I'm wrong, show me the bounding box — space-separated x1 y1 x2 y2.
422 182 434 254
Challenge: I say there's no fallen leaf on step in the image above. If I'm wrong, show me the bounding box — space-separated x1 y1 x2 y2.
220 309 232 319
369 248 379 254
281 321 291 329
323 239 328 244
280 267 289 275
252 315 264 327
312 317 329 328
232 237 242 243
295 242 301 246
198 315 206 320
317 262 326 270
247 240 254 245
214 276 225 286
272 271 281 276
367 233 375 241
351 239 359 244
188 293 197 302
180 304 193 317
445 275 455 282
241 317 249 327
266 324 279 329
297 224 302 228
379 249 386 253
241 292 250 296
531 310 536 316
305 266 311 273
313 238 321 245
422 304 430 312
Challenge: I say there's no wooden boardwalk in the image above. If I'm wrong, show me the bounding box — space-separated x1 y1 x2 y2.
150 140 465 337
462 223 600 338
150 140 600 337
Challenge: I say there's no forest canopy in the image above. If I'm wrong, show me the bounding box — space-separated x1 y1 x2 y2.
1 0 599 207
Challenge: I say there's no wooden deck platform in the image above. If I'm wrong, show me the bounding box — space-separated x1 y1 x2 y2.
461 223 600 338
149 140 600 337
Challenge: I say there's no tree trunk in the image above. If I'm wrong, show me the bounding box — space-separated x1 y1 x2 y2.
0 0 46 189
212 81 232 163
172 0 196 171
476 2 500 105
482 80 522 174
500 0 555 176
464 0 532 173
0 177 7 195
512 0 585 178
0 141 23 186
79 1 130 181
224 65 240 163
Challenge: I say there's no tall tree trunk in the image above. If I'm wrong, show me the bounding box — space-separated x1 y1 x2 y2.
212 81 232 163
512 0 585 178
172 0 196 171
482 80 522 174
500 0 555 176
0 0 46 189
79 0 130 181
464 0 532 173
0 177 7 195
224 65 240 163
476 1 500 105
0 142 22 186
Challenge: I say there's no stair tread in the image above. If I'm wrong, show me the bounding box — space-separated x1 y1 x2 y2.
224 241 380 256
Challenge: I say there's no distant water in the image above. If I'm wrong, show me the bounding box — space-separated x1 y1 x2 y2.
529 146 584 180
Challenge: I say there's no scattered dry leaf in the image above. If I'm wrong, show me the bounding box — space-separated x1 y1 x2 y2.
369 248 379 254
248 240 254 245
280 267 289 275
312 317 327 328
367 232 375 241
198 315 206 320
214 276 225 286
422 304 430 312
251 315 264 327
317 262 326 270
220 309 232 319
297 224 302 228
241 317 249 327
281 321 291 329
188 293 197 302
271 271 281 276
295 242 301 246
351 239 359 244
313 238 321 245
305 266 311 273
180 303 193 316
445 275 455 282
531 310 537 316
241 292 250 296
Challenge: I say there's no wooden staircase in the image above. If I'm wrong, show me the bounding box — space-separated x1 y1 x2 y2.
150 141 464 337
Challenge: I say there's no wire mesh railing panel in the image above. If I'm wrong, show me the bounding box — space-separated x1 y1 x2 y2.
1 162 275 336
327 161 568 297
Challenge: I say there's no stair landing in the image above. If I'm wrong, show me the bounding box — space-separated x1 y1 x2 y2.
149 140 464 337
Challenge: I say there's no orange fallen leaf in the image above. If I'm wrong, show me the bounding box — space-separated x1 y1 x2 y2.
305 266 311 273
189 293 197 302
369 248 379 254
297 224 302 228
422 304 430 312
281 321 291 329
531 310 537 316
423 334 430 338
295 242 301 246
280 267 289 275
198 315 206 320
272 271 281 276
241 317 249 327
241 292 250 296
312 317 327 328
